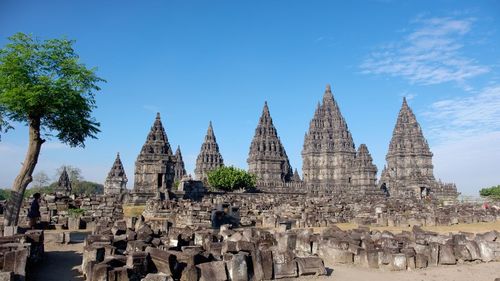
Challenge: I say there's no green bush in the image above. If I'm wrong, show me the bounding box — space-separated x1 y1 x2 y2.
479 185 500 199
207 166 256 192
68 208 86 218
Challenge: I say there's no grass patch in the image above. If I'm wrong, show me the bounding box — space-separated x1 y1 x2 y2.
123 205 145 218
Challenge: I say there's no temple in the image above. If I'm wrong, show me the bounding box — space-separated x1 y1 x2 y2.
54 167 72 196
132 113 176 202
104 152 128 195
194 121 224 182
247 102 293 186
174 146 187 183
380 98 459 199
350 144 378 194
301 84 357 190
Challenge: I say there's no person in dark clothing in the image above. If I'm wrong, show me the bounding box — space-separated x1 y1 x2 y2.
27 193 41 229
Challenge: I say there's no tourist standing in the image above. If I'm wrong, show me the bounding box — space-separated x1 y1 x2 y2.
27 193 41 229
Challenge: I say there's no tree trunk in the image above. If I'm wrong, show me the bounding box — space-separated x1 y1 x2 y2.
4 117 45 226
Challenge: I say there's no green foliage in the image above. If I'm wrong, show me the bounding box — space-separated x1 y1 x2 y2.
0 189 11 200
24 185 53 199
479 185 500 199
68 208 85 218
0 32 104 146
207 166 256 192
72 180 103 196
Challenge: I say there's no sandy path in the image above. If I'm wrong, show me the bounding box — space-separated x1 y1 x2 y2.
297 262 500 281
29 232 87 281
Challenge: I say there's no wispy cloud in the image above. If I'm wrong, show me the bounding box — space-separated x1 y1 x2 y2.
423 84 500 193
424 85 500 142
361 16 489 87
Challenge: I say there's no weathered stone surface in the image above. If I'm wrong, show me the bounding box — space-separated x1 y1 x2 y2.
295 256 327 276
439 244 456 265
196 261 227 281
104 153 128 195
248 101 293 185
273 251 298 279
194 122 224 181
390 253 407 271
225 252 248 281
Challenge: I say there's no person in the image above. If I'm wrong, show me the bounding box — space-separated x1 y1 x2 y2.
27 193 41 229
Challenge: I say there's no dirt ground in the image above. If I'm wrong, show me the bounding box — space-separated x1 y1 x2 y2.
294 263 500 281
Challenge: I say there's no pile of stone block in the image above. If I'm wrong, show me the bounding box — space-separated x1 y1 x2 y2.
0 229 44 280
310 226 500 271
81 220 327 281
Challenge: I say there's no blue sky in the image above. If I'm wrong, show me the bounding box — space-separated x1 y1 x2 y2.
1 1 499 195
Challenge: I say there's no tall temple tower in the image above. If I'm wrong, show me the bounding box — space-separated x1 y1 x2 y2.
380 98 457 199
55 167 72 196
247 102 293 185
104 152 128 195
350 144 378 193
174 145 187 182
302 84 356 189
133 113 176 198
195 121 224 181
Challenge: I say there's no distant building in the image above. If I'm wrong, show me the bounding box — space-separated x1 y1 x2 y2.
194 121 224 182
132 113 177 202
247 102 293 186
104 153 127 195
380 98 458 199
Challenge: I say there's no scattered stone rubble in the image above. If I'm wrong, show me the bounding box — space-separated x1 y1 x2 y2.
0 229 44 280
82 219 327 281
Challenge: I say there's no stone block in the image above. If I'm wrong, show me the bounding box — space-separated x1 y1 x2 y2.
226 252 248 281
273 251 297 279
0 272 13 281
196 261 227 281
146 247 176 276
141 273 174 281
295 257 327 276
439 244 456 265
390 253 407 271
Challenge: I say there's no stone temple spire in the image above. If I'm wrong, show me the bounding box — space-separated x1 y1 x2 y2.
195 121 224 181
133 113 176 195
247 101 293 185
380 98 438 197
302 84 356 189
350 144 378 193
55 167 72 196
174 145 187 182
292 168 301 182
104 152 128 195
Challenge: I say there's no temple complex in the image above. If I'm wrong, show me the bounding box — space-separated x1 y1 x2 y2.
302 85 357 190
103 153 128 195
173 145 187 182
54 167 72 196
247 102 293 186
380 98 459 199
194 121 224 181
350 144 378 193
132 113 176 202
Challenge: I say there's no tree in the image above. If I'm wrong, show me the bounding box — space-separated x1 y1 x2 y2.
0 33 104 225
479 185 500 199
31 171 50 189
207 166 256 192
56 165 82 183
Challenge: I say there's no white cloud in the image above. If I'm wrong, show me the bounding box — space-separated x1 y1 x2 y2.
361 16 489 87
424 85 500 195
425 85 500 142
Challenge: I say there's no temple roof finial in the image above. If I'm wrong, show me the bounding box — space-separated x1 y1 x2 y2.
156 112 161 119
326 84 331 93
